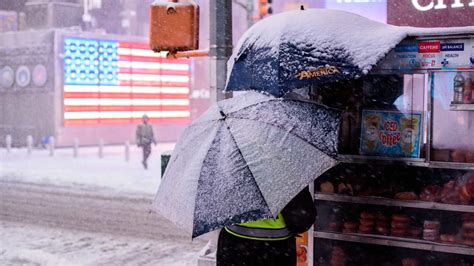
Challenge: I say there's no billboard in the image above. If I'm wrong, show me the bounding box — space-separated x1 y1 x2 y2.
388 0 474 27
63 37 191 126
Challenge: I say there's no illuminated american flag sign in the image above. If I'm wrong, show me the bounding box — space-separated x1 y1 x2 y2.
63 37 191 125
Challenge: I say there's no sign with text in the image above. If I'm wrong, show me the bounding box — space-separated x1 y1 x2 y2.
376 38 473 70
439 39 473 68
360 110 422 158
388 0 474 27
418 41 442 68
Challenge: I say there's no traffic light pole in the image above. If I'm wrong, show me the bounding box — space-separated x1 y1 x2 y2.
233 0 254 28
209 0 233 103
197 1 233 264
247 0 254 27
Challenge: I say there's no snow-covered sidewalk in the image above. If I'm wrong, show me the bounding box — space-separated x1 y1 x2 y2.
0 143 175 196
0 220 203 266
0 221 202 266
0 143 213 266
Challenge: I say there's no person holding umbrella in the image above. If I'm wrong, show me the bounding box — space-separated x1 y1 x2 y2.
153 91 340 265
135 114 156 169
217 186 316 265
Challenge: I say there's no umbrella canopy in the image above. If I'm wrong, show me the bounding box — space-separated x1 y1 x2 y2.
153 91 340 238
225 9 407 97
225 8 474 97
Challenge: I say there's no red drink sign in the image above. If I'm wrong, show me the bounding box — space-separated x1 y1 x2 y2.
418 41 441 53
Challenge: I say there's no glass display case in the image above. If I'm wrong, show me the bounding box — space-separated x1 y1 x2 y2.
310 35 474 266
432 71 474 164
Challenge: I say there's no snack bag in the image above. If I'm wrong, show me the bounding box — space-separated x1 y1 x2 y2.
400 116 420 155
363 114 381 151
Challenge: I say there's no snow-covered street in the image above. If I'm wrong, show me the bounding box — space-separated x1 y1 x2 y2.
0 145 207 265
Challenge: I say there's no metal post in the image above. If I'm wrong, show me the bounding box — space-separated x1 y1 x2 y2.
246 0 254 28
308 181 315 266
198 1 234 264
6 135 12 153
73 138 79 158
49 136 55 156
125 141 130 162
209 0 233 103
26 135 33 155
233 0 254 29
98 138 104 158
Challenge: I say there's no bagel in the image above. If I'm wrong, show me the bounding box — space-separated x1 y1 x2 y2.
343 221 359 230
392 214 410 223
423 220 441 230
360 219 375 227
440 234 457 244
360 211 375 220
391 221 410 229
462 221 474 230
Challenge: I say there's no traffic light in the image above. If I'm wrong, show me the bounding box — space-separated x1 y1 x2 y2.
258 0 273 19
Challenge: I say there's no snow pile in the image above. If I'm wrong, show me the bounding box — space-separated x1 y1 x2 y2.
0 143 174 196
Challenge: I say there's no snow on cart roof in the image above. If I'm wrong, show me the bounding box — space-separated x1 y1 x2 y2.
228 8 474 78
407 27 474 37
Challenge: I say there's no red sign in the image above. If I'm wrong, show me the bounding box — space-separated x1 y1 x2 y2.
388 1 474 27
418 41 441 53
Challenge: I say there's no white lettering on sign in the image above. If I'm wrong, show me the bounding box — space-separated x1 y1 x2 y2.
412 0 474 11
434 0 447 9
412 0 434 11
451 0 464 7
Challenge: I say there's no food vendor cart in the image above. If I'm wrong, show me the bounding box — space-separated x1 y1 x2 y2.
309 32 474 265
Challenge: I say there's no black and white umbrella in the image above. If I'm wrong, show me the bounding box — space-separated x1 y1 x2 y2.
152 91 340 238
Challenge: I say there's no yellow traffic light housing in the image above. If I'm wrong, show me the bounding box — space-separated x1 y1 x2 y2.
258 0 273 19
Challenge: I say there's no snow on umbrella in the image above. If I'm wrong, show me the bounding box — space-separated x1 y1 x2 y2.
152 91 340 238
227 9 474 97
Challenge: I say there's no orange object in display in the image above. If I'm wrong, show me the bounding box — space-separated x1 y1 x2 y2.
296 231 309 266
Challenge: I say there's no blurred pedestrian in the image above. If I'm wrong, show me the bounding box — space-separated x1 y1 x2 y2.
41 136 49 149
136 114 156 169
217 186 316 266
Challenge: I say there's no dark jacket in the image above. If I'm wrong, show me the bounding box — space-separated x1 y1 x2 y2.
136 123 156 146
217 187 316 266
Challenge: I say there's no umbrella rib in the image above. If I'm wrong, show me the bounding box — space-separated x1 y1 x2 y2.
222 119 273 218
228 116 337 158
